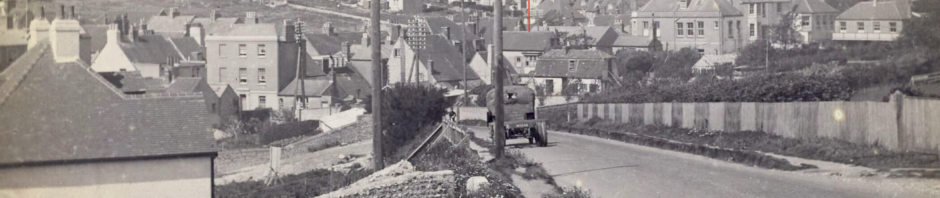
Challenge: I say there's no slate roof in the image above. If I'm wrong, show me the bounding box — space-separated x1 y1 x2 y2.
343 44 394 61
279 76 344 97
837 0 912 20
530 26 618 47
637 0 743 17
593 14 631 26
417 35 480 82
500 31 556 51
791 0 840 14
80 25 109 53
119 35 184 64
169 37 204 59
166 77 204 93
191 17 241 35
474 17 523 39
425 17 482 41
533 49 612 78
100 71 168 93
0 43 215 166
611 35 653 47
304 32 362 56
349 61 375 87
147 15 196 34
212 23 278 37
335 73 373 98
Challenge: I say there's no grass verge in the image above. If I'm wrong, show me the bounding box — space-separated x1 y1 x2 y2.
215 168 371 198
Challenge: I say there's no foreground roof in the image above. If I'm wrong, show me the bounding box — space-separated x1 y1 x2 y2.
501 31 556 51
0 43 215 166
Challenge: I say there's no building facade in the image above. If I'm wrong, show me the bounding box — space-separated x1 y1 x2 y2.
631 0 745 55
833 0 911 41
205 22 282 111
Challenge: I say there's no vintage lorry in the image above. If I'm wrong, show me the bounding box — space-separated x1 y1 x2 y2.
485 85 548 147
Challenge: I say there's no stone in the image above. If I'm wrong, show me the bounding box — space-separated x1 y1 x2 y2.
465 176 489 193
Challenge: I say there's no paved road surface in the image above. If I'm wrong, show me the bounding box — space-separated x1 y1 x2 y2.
468 126 937 198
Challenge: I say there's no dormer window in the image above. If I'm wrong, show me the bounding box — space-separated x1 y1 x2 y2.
568 60 577 72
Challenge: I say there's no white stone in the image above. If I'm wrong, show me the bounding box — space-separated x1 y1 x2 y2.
465 176 489 193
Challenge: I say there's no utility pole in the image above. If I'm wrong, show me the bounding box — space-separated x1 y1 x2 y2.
493 0 506 159
371 0 384 171
460 0 468 121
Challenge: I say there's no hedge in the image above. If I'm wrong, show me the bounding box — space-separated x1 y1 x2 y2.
259 120 320 145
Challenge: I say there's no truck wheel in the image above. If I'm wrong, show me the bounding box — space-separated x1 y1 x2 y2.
528 137 534 144
540 130 549 147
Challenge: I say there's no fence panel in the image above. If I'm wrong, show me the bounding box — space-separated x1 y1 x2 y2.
708 103 725 131
682 103 695 128
662 103 673 126
740 103 757 131
724 103 742 132
643 103 655 125
629 103 644 124
672 103 683 127
694 103 709 130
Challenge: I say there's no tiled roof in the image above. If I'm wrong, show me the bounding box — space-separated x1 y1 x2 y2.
0 43 215 165
836 1 912 20
335 73 373 99
146 15 196 34
279 76 343 97
611 35 653 47
118 35 184 64
167 77 204 93
533 49 612 78
501 31 555 51
212 23 278 37
417 35 480 82
304 32 362 56
349 61 375 87
637 0 743 17
474 17 523 39
792 0 840 14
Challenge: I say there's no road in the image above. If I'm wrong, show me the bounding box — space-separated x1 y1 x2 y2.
468 126 938 198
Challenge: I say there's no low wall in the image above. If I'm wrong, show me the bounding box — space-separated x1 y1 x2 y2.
565 93 940 153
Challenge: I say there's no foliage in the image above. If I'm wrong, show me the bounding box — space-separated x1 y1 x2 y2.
381 83 448 160
768 5 802 49
259 120 320 145
535 84 548 106
585 74 854 103
543 187 594 198
470 84 494 107
561 81 582 102
215 168 371 198
361 95 373 113
899 7 940 50
652 48 701 80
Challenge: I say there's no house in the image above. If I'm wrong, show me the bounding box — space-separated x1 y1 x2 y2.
146 7 196 36
278 76 345 111
468 46 518 85
498 31 558 74
631 0 744 55
0 0 34 71
526 48 616 95
789 0 840 43
205 17 289 111
833 0 912 41
304 23 364 56
733 0 839 44
191 10 241 40
387 34 482 89
531 25 619 53
691 53 737 73
90 23 201 78
334 42 393 88
0 12 216 197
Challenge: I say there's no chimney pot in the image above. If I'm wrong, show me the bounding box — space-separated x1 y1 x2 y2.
71 6 76 19
443 26 451 40
59 5 65 19
40 6 45 19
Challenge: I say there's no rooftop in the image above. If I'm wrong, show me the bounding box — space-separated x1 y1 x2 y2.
837 0 912 20
0 43 215 166
791 0 840 14
636 0 743 17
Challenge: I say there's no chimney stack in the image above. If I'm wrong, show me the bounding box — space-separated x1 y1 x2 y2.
40 6 45 19
50 6 83 63
322 22 334 35
129 24 138 42
107 23 120 44
442 26 451 40
284 19 296 43
170 7 179 18
342 41 352 59
211 10 219 21
28 6 52 49
390 25 401 44
70 6 76 19
122 14 129 36
245 12 258 24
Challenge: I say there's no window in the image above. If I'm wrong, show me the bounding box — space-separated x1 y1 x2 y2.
219 44 227 57
259 96 266 108
258 68 266 84
643 21 649 29
749 23 755 37
516 57 522 62
545 79 554 93
568 60 577 72
840 21 846 31
728 21 734 38
219 68 226 82
801 16 810 27
654 22 661 37
873 22 881 31
714 21 719 30
238 44 247 56
393 49 400 57
193 67 201 77
749 4 755 14
211 104 217 113
257 44 266 57
6 16 13 29
687 22 694 36
890 22 897 32
857 22 865 32
677 22 684 36
698 21 705 36
239 68 247 83
279 98 284 109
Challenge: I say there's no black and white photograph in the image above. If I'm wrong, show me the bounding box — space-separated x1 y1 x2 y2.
0 0 939 197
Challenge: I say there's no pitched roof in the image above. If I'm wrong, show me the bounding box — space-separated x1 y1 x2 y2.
592 14 631 26
836 1 912 20
611 35 653 47
637 0 743 17
211 23 278 37
119 35 184 64
80 24 109 53
191 17 241 35
534 50 612 78
278 76 343 97
416 35 480 82
791 0 840 14
335 73 373 98
169 37 204 59
530 26 618 47
343 44 394 61
349 61 375 87
146 15 196 34
304 32 362 56
501 31 556 51
0 43 215 166
692 53 738 69
425 17 482 41
474 16 523 39
100 71 168 93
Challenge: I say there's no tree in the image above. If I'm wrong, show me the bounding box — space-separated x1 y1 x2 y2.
381 83 448 159
561 81 582 102
651 48 700 81
613 50 655 88
769 5 802 49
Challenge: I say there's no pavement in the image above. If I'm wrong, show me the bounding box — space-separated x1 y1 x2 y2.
467 126 940 198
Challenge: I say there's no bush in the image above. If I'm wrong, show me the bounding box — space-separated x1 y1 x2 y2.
381 83 448 161
469 84 494 107
258 120 320 145
307 140 341 153
586 74 854 103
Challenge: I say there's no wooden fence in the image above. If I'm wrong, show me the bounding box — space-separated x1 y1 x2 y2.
573 93 940 153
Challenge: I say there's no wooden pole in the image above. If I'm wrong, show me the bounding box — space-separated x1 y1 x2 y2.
371 0 384 170
493 0 505 159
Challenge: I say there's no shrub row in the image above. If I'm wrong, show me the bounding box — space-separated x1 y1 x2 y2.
586 74 854 103
259 120 320 145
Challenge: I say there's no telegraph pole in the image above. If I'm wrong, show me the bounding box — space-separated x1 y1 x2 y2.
493 0 506 159
460 0 468 120
371 0 384 170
